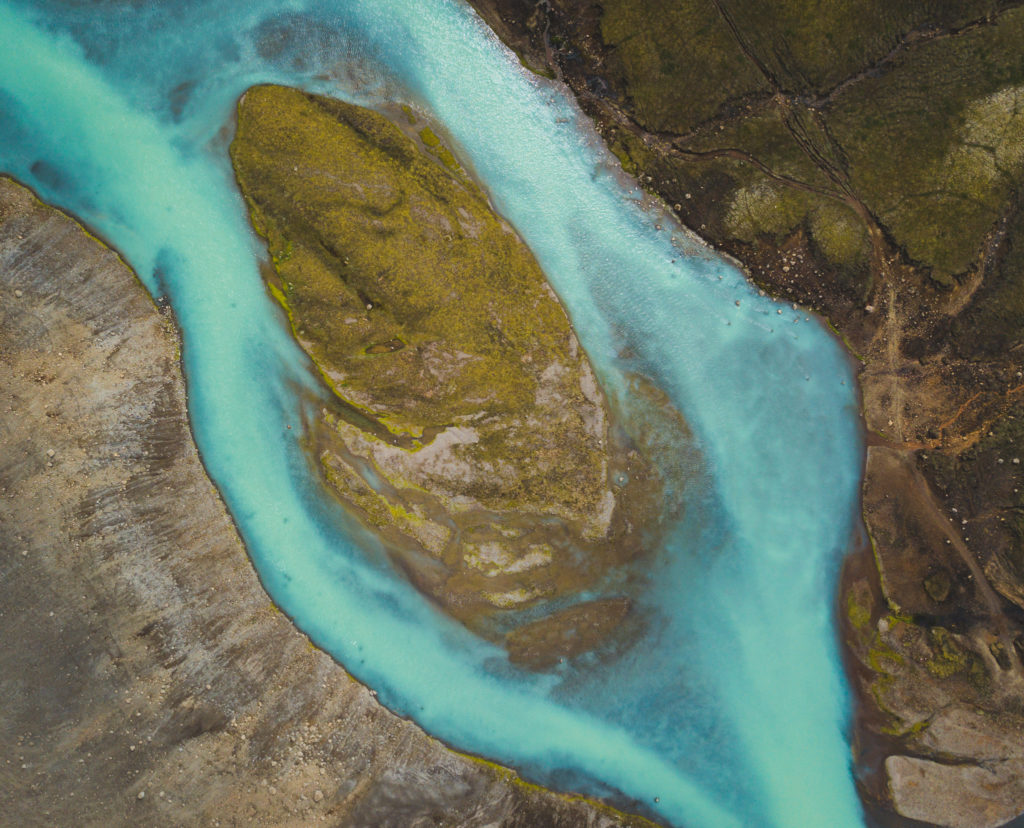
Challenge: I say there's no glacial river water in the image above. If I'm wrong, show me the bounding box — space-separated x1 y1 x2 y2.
0 1 866 825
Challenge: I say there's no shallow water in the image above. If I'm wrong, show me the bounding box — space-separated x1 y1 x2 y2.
0 1 865 825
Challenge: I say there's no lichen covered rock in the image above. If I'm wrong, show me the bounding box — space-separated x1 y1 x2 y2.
230 85 679 658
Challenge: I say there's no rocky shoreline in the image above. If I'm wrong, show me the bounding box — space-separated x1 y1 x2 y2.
0 175 653 827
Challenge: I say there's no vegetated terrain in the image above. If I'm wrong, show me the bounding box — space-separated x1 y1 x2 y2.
230 85 693 666
466 1 1024 825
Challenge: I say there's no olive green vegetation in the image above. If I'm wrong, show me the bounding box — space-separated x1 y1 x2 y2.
601 0 1010 131
231 89 591 436
230 85 673 658
230 83 609 517
598 0 1024 292
925 626 974 679
466 0 1024 816
828 9 1024 281
600 0 767 133
717 0 1004 96
952 203 1024 355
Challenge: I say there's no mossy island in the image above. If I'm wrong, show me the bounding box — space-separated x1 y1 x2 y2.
230 84 689 666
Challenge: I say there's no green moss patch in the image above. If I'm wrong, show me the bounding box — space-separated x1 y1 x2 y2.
229 86 676 660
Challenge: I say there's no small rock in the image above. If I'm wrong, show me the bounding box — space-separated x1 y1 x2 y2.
924 570 952 603
137 791 145 800
313 790 324 803
46 449 55 458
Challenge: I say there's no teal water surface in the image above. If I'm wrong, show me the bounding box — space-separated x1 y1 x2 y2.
0 1 866 825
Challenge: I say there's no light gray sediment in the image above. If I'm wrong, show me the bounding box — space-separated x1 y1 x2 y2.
0 176 646 828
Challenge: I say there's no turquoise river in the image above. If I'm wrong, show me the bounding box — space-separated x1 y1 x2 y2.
0 1 866 825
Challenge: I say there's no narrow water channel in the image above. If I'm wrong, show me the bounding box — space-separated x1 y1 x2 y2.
0 1 866 825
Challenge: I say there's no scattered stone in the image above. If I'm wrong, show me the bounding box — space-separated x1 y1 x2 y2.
313 790 324 802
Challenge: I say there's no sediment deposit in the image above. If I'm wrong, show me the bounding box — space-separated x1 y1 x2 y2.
230 86 686 660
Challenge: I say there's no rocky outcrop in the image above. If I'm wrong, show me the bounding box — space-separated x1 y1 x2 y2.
0 176 651 827
464 2 1024 825
229 85 683 661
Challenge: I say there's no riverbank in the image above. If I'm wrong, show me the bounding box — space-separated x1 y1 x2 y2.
462 1 1024 823
0 175 651 827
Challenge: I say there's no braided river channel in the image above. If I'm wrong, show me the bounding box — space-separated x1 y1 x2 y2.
0 1 866 825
